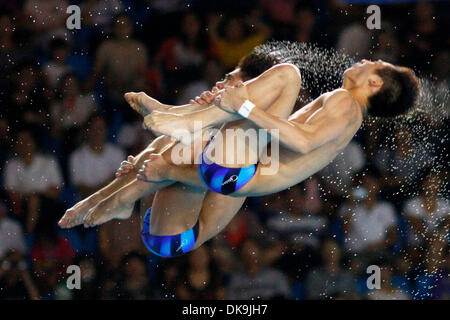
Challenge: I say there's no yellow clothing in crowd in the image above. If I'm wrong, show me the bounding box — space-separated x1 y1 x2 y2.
215 32 266 69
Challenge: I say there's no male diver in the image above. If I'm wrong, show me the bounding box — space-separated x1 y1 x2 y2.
60 44 420 258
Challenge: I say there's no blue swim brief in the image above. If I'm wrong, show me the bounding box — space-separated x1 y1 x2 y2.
141 207 200 258
198 150 257 195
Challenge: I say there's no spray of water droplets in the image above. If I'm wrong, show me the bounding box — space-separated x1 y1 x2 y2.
252 40 355 103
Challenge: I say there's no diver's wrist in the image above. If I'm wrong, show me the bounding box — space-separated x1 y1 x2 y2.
238 99 255 118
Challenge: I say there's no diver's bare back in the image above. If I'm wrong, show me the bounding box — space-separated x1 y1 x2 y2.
234 88 364 197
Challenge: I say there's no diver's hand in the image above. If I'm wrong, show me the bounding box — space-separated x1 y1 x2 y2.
218 81 249 113
136 154 169 182
189 86 220 105
115 155 136 177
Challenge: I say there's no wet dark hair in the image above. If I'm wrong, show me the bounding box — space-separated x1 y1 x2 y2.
237 48 279 81
367 66 420 118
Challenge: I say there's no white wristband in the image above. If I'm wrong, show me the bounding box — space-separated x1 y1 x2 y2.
238 99 256 118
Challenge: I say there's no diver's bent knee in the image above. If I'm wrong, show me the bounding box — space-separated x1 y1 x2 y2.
191 218 210 250
275 63 302 87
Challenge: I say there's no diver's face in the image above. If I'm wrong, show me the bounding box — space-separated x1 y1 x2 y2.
343 59 392 90
213 68 243 91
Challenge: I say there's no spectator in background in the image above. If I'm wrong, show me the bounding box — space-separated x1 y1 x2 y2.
51 72 98 129
336 22 371 59
267 178 326 281
3 129 62 195
3 129 64 231
0 200 26 259
68 113 124 257
267 183 327 250
176 245 225 299
111 252 153 300
155 12 208 85
375 125 434 204
209 236 240 277
294 4 318 44
403 171 449 249
69 113 125 199
208 12 270 70
341 171 398 261
226 238 291 299
176 58 224 105
7 62 50 134
42 38 73 89
50 72 98 175
0 251 40 300
89 13 148 110
98 209 147 271
305 239 358 299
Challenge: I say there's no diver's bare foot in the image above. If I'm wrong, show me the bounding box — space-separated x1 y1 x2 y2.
143 111 195 144
59 195 101 228
136 154 170 182
124 92 166 116
83 198 134 227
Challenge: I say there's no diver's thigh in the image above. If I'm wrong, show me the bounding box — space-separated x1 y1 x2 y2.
148 182 207 236
194 192 246 249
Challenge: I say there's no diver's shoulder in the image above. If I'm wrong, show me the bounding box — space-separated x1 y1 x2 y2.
326 88 354 100
323 89 357 112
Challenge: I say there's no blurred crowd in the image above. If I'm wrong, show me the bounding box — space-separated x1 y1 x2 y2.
0 0 449 300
